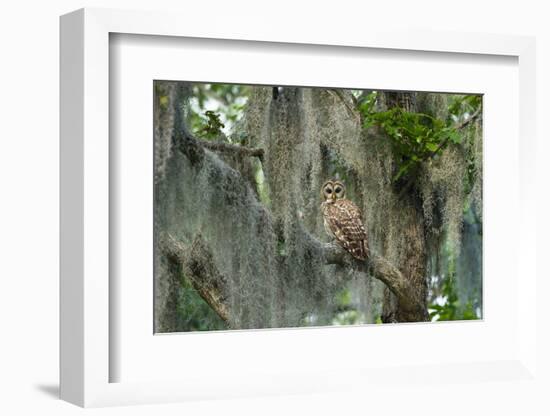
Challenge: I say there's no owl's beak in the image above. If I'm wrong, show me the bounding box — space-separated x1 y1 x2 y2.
331 194 336 201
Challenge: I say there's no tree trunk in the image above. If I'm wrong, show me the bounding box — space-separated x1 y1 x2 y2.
381 201 428 322
379 91 428 323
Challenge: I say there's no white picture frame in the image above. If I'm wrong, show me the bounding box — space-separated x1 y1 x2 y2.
60 8 538 408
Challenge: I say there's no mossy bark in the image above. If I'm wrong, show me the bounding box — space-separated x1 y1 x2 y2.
379 91 429 323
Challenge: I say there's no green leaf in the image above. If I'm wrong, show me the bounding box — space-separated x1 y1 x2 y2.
426 142 439 152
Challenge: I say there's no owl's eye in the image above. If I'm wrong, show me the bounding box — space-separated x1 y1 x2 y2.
326 188 332 194
335 187 342 193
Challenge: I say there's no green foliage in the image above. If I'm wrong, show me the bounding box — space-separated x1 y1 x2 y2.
447 95 481 123
362 104 461 182
197 110 225 139
331 288 362 325
159 95 169 110
336 287 352 306
429 272 478 321
332 310 361 325
154 83 170 111
359 92 481 183
357 90 378 115
195 84 250 122
188 83 250 140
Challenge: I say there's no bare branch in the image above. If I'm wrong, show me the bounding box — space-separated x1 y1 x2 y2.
426 105 482 161
327 89 361 125
313 239 423 314
199 139 264 162
175 118 264 162
455 105 482 130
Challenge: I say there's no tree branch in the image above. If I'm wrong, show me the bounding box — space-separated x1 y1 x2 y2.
310 238 423 314
455 105 482 130
424 105 482 162
161 224 424 324
200 139 265 162
160 233 231 324
327 89 361 124
176 119 264 162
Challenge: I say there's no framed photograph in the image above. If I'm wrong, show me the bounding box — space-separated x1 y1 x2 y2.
150 79 484 333
60 8 537 408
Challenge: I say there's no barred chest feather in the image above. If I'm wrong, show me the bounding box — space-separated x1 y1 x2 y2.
321 202 335 239
321 199 369 260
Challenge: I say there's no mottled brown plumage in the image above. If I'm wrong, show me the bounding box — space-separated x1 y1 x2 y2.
321 180 368 260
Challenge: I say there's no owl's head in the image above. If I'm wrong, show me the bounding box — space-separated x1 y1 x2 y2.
321 180 346 202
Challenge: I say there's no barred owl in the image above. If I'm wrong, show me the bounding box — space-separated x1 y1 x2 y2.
321 180 369 260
